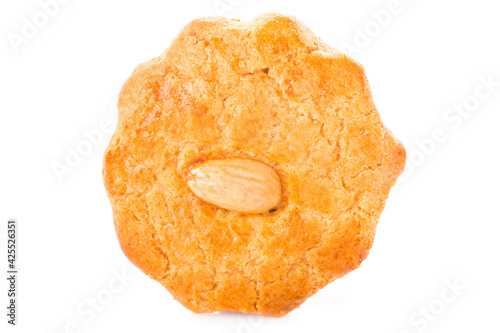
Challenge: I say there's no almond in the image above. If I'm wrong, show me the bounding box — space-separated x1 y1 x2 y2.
186 158 282 214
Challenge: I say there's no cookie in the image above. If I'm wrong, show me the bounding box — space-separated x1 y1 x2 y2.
103 13 406 317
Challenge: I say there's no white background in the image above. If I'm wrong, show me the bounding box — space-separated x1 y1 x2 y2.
1 0 499 332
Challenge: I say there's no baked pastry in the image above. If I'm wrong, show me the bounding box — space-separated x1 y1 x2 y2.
103 13 406 317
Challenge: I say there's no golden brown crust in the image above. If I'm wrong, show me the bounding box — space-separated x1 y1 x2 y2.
103 13 406 316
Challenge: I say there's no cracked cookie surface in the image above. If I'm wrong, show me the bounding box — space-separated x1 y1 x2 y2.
103 13 406 317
